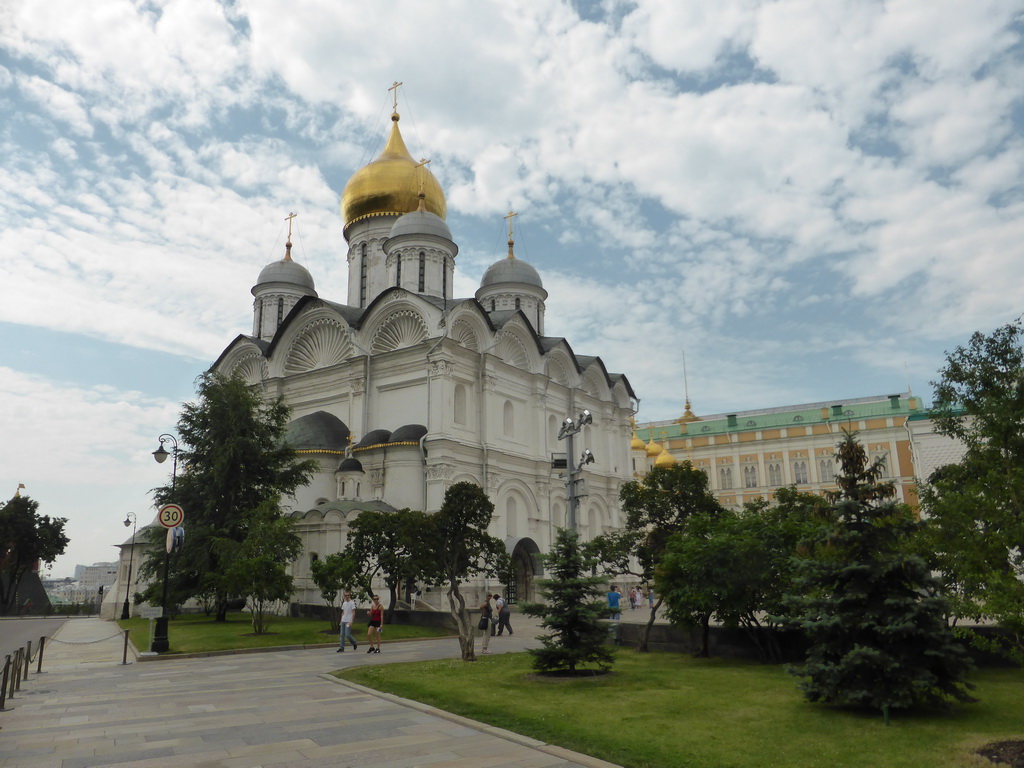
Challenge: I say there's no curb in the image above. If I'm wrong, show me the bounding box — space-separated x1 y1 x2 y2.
323 673 624 768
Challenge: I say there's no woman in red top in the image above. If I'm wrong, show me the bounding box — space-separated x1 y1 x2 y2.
366 595 383 653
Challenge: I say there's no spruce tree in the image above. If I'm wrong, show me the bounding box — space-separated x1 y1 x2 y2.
521 527 614 675
783 431 976 718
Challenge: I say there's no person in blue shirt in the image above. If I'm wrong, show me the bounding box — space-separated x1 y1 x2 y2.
607 585 622 620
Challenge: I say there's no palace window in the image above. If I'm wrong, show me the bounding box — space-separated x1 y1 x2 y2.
719 466 733 490
768 463 783 486
793 460 808 484
743 465 758 488
819 458 835 482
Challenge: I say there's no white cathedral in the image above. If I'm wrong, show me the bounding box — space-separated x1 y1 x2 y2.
207 104 638 607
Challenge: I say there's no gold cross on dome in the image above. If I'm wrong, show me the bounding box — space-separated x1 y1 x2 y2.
389 81 404 112
285 212 297 239
504 209 517 240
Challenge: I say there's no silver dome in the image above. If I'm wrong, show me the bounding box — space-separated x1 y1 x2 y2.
479 257 543 289
256 259 315 291
389 210 453 241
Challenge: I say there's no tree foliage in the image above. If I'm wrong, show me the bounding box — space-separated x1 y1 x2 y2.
310 552 361 632
591 462 724 651
521 527 614 675
139 371 316 620
657 489 823 660
0 495 69 614
343 507 431 621
782 432 976 717
919 318 1024 659
420 482 509 661
221 499 302 633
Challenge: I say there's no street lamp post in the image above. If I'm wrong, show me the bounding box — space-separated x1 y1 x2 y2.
119 512 137 621
557 410 596 530
151 433 178 653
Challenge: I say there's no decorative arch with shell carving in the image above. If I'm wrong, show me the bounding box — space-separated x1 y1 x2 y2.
284 318 353 374
370 310 428 354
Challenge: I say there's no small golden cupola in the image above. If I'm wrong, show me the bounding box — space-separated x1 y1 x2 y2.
655 438 677 467
340 84 446 233
645 437 663 458
631 432 646 451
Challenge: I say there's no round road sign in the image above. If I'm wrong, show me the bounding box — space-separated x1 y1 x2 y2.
157 503 185 528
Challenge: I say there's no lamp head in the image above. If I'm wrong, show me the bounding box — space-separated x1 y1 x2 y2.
578 409 593 427
152 442 170 464
580 449 595 465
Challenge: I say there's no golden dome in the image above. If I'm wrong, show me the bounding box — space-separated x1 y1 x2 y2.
655 448 677 468
645 438 662 457
630 432 645 451
341 113 446 232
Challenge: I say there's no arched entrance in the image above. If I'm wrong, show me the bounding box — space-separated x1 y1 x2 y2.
505 537 542 604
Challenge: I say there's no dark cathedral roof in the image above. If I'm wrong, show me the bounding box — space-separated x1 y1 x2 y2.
285 411 350 453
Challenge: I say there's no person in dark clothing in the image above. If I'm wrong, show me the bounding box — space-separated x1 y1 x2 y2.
495 592 513 636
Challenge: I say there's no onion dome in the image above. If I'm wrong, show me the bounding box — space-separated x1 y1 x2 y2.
645 438 662 458
284 411 350 453
341 111 446 232
631 432 646 451
655 447 677 468
389 204 453 242
389 424 428 444
253 236 315 293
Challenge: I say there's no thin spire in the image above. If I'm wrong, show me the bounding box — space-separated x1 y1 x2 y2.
284 212 297 261
677 350 698 423
504 209 518 259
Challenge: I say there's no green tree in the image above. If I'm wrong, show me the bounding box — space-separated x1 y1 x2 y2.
521 527 614 675
222 499 302 633
343 507 431 621
919 318 1024 659
421 482 508 661
591 462 724 651
782 432 976 719
139 371 316 620
658 490 822 660
310 552 361 632
0 494 69 614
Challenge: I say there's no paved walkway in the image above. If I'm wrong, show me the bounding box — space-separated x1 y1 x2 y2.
0 615 627 768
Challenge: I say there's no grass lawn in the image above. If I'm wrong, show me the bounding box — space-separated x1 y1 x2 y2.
336 650 1021 768
118 612 452 654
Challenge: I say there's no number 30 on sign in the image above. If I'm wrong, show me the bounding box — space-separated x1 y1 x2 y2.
158 503 185 528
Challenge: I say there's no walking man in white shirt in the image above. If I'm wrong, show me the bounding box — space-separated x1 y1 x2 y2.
337 591 358 652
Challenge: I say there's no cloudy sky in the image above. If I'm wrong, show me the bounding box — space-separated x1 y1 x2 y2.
2 0 1022 577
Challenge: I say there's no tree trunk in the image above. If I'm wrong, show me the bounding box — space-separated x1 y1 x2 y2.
698 613 711 657
447 583 475 661
637 597 663 652
215 596 228 622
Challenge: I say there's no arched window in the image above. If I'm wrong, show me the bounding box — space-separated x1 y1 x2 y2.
506 497 518 537
454 384 467 425
395 255 402 287
515 297 521 310
873 454 889 478
490 298 496 311
418 251 425 292
793 461 809 484
442 258 447 297
503 400 514 436
277 297 284 327
744 465 758 488
768 463 783 486
719 466 732 490
819 458 835 482
257 301 264 336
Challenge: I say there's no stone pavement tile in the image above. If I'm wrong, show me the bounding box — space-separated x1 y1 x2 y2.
220 749 308 768
60 746 177 768
225 739 320 758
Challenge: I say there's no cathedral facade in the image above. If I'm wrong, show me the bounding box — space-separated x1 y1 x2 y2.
210 107 638 607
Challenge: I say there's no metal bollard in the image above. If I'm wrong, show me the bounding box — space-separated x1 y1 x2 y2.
11 649 21 694
36 637 45 674
0 655 9 710
24 641 32 680
122 629 130 665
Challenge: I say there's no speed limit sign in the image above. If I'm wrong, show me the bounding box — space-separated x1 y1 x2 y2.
157 503 185 528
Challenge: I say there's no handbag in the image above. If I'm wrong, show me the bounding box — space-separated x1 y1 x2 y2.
477 616 489 630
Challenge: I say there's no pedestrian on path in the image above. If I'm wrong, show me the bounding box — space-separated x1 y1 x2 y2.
607 585 621 620
366 595 383 653
337 591 358 652
495 593 513 635
477 597 494 654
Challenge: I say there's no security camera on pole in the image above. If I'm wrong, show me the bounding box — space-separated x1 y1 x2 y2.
556 409 595 531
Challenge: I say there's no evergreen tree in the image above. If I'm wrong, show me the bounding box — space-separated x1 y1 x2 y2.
521 527 614 675
139 371 316 620
782 432 976 718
